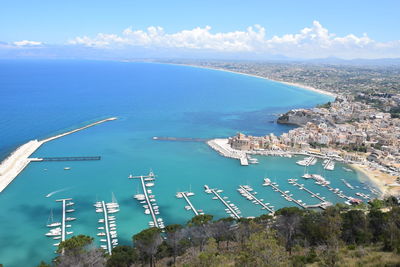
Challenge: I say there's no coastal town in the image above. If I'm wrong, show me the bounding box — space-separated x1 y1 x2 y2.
177 60 400 196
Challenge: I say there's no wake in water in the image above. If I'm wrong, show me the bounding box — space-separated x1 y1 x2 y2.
45 187 71 198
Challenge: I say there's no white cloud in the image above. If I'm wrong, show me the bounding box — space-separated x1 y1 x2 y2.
67 21 400 59
13 40 42 46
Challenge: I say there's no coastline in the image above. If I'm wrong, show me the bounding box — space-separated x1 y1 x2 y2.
350 163 400 197
160 62 337 98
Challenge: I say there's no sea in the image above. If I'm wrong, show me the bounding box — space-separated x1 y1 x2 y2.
0 60 375 266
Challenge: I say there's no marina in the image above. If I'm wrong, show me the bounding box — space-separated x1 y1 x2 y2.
296 156 317 167
129 171 165 229
238 185 274 214
263 178 306 208
205 185 241 219
323 158 335 171
176 191 201 216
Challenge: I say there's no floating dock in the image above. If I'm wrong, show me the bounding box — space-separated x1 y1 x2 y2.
0 117 117 192
238 185 274 214
55 198 72 243
129 172 164 229
288 179 332 209
205 185 241 219
101 201 112 255
177 192 199 216
263 179 306 209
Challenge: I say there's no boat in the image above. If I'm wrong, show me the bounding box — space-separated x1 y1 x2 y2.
66 209 75 213
204 185 212 194
66 201 74 206
263 178 271 186
97 232 106 236
64 167 71 170
145 183 154 187
46 209 61 227
176 192 183 198
66 217 76 221
53 236 61 240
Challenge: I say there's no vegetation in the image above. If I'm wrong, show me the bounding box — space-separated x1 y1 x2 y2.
38 198 400 266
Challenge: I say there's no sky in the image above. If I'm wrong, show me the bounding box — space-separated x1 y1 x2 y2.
1 0 400 60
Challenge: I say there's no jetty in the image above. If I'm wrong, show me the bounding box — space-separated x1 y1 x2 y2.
263 178 306 208
152 137 209 142
238 185 274 214
177 191 200 216
129 172 165 229
207 139 248 166
55 198 72 243
323 158 335 171
31 156 101 162
288 179 332 209
0 117 117 193
204 185 241 219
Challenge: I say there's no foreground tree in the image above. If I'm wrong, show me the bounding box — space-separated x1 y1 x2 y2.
235 230 288 267
55 235 106 267
106 246 138 267
133 227 163 267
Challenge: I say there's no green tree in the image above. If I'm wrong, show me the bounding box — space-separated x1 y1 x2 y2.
56 235 94 254
275 207 304 254
341 210 371 244
133 227 163 267
235 230 288 267
165 224 185 264
187 214 213 226
36 261 51 267
106 245 138 267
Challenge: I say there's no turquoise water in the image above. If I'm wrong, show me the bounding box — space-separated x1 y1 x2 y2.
0 60 373 266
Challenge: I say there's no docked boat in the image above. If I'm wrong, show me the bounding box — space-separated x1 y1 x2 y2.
66 217 76 221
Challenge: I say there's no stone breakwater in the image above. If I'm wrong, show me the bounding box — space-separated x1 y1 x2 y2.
0 117 117 193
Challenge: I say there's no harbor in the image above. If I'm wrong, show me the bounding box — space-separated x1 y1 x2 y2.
204 185 241 219
129 171 165 229
0 117 117 192
238 185 274 214
263 178 307 208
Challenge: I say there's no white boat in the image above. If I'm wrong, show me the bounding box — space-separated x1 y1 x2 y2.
176 192 183 198
146 183 154 187
97 232 106 236
263 178 271 186
66 231 73 235
47 222 61 227
53 236 61 240
66 209 75 213
53 243 60 246
66 202 74 206
145 209 150 215
66 217 76 221
186 192 195 196
64 167 71 170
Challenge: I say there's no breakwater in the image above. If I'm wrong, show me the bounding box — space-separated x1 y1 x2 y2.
0 117 116 192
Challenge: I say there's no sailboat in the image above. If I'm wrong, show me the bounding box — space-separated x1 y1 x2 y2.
186 184 195 196
46 209 61 227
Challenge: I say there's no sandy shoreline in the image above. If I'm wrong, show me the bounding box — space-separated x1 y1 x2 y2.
161 62 337 98
350 163 400 197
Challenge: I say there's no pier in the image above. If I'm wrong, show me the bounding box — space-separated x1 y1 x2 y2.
177 192 199 216
31 156 101 162
55 198 73 244
129 172 164 229
238 185 274 214
153 137 209 142
263 179 306 209
101 201 112 255
205 186 241 219
0 117 117 192
288 179 332 209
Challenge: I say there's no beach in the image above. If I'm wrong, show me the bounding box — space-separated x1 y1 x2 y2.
163 62 338 98
350 163 400 196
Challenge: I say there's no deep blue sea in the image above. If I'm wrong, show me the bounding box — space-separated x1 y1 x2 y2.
0 60 373 266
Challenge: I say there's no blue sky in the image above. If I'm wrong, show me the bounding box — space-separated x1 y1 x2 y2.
1 0 400 59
